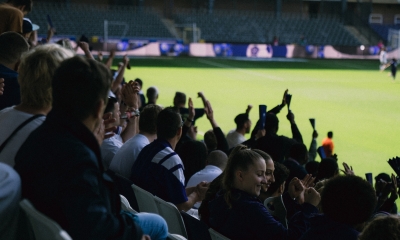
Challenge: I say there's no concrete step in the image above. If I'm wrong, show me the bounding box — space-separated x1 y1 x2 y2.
161 18 181 39
344 26 369 45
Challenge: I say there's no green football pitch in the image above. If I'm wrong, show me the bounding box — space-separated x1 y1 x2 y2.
122 57 400 193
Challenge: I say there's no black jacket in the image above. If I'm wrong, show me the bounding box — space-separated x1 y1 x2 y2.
14 109 142 240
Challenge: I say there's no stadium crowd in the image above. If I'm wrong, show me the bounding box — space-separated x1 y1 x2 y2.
0 0 400 239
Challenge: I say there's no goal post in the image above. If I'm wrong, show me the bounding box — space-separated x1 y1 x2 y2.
387 28 400 60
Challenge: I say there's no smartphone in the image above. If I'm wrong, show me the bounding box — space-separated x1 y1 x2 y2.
258 105 267 130
365 173 373 185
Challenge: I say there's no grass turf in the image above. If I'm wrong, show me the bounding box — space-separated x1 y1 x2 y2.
120 57 400 206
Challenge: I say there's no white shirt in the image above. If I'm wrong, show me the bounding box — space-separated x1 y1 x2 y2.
226 130 246 149
109 134 149 178
187 165 223 209
380 50 387 64
101 134 123 168
0 107 45 166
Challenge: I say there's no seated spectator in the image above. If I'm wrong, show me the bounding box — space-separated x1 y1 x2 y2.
0 44 74 166
315 158 339 183
255 111 303 163
359 215 400 240
300 175 377 240
226 105 252 149
203 99 229 154
187 150 228 209
131 107 208 212
187 150 228 189
100 97 125 168
14 56 167 240
208 145 320 240
109 104 162 178
321 131 334 158
0 0 32 34
0 32 29 110
259 161 290 202
0 162 21 239
176 140 208 184
134 78 146 110
305 161 320 178
283 143 309 191
145 86 159 106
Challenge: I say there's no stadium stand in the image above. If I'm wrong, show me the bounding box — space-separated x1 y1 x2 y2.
174 9 361 46
26 2 174 39
370 24 400 42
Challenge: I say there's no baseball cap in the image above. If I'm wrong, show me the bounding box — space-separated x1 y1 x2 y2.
23 18 40 34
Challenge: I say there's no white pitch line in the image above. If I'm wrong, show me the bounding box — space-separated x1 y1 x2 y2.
198 59 283 81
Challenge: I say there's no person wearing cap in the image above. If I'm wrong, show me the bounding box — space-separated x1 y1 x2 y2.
226 105 252 149
0 0 33 35
22 18 39 37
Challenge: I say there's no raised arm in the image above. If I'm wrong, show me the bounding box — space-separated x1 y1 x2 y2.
287 111 303 143
120 81 140 142
204 100 229 152
111 55 129 93
77 41 94 60
105 49 116 69
308 130 318 162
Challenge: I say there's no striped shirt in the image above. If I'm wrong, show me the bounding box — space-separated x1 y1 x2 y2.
130 139 187 204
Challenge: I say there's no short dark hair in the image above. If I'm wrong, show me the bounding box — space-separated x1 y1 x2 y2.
315 158 338 182
327 131 333 138
104 97 118 114
265 113 279 132
305 161 320 177
52 56 111 121
134 78 143 87
234 113 249 129
174 92 186 105
146 87 158 101
289 143 308 164
0 32 29 65
321 175 377 226
204 130 217 151
139 104 162 134
359 215 400 240
266 161 289 195
156 107 182 139
8 0 32 12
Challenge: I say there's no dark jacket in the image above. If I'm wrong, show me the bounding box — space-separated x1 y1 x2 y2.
14 109 142 240
208 189 318 240
300 214 359 240
0 64 20 110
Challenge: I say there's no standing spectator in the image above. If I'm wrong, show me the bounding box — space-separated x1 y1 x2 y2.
0 44 74 166
14 56 167 240
321 131 334 158
109 104 162 178
226 105 252 149
0 0 32 34
0 32 29 111
145 86 159 106
255 111 303 163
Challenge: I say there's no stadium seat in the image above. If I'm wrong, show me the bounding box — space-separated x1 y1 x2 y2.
154 196 188 238
264 195 288 228
19 199 72 240
208 228 230 240
131 183 159 214
120 194 138 213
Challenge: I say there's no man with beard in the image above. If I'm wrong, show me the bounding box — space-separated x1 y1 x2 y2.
226 108 252 149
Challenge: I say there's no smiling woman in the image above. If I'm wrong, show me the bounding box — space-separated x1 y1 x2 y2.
207 145 321 240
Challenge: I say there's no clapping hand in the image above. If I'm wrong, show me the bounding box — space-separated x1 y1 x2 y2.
122 81 140 109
